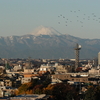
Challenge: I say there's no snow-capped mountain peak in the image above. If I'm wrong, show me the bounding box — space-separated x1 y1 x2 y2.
30 26 62 36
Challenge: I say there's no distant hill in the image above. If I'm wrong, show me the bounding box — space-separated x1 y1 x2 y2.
0 26 99 59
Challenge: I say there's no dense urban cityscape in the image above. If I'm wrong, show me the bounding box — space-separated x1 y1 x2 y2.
0 1 100 100
0 43 100 100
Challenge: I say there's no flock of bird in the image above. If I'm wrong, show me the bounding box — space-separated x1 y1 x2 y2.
57 10 100 28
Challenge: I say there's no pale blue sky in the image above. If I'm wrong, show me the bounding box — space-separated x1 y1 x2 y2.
0 0 100 39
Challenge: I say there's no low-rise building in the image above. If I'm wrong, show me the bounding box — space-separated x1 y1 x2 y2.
21 77 31 84
52 73 89 83
13 65 22 72
89 68 100 75
39 63 55 74
9 94 50 100
0 80 4 86
0 88 4 97
4 79 12 87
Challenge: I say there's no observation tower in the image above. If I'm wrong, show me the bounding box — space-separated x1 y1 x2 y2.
74 43 81 71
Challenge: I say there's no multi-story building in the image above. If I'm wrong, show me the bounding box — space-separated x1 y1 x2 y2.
98 52 100 66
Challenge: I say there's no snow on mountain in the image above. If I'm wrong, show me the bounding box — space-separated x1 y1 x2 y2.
30 26 62 36
0 26 99 59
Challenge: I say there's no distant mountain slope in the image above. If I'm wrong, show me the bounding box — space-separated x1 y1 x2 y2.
0 26 99 59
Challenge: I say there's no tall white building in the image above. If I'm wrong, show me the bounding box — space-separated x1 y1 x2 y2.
98 52 100 66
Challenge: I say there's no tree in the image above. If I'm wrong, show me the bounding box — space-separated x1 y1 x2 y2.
44 83 78 100
43 84 55 95
16 82 32 95
84 85 100 100
33 84 43 94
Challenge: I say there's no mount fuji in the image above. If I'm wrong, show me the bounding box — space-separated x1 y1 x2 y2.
0 26 99 59
29 26 62 36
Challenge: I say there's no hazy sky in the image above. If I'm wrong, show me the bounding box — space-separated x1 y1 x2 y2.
0 0 100 39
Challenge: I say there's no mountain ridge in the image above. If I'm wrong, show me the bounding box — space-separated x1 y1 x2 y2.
0 26 99 59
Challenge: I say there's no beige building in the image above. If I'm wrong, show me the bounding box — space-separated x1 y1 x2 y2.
0 89 3 97
55 64 67 73
4 79 12 87
0 81 4 86
89 68 100 75
52 73 89 83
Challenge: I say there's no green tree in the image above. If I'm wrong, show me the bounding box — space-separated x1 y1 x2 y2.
84 85 100 100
